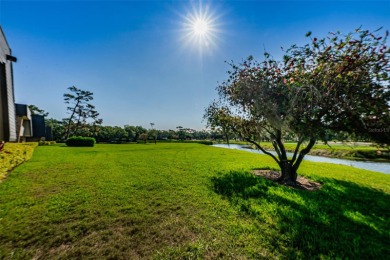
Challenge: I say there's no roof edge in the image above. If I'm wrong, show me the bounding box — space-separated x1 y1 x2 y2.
0 26 11 50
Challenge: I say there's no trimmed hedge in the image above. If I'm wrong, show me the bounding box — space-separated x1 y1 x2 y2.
66 136 96 147
0 143 37 181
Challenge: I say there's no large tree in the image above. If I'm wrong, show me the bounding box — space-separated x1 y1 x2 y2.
45 118 66 142
124 125 147 142
205 28 390 186
63 86 101 139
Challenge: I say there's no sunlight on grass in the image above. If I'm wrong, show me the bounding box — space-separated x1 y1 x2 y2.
0 143 389 258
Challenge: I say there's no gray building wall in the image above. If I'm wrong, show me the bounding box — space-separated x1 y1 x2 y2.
15 103 33 140
0 27 17 142
32 115 45 138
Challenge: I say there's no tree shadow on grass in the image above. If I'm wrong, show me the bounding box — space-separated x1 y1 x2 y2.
211 171 390 259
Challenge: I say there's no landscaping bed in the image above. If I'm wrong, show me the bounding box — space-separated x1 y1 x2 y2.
0 142 37 181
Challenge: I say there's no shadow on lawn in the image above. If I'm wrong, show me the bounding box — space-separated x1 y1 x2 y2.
211 171 390 259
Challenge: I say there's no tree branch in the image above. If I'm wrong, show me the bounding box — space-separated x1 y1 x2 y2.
274 129 288 161
292 138 316 172
245 137 280 165
291 136 304 164
272 140 282 158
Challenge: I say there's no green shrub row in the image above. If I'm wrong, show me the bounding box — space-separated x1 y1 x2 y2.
181 140 213 145
38 141 57 146
66 136 96 147
355 150 390 159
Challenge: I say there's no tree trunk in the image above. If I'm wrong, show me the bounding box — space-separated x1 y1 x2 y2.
65 99 80 139
278 160 297 186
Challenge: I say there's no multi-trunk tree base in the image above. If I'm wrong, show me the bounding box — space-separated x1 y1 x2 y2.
278 160 298 186
252 169 321 191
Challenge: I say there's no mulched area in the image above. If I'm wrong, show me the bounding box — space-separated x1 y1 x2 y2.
252 169 322 191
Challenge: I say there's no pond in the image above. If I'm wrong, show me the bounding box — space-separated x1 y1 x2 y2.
212 144 390 174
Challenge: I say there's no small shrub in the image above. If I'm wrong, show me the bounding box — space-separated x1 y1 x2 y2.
66 136 96 147
38 140 57 146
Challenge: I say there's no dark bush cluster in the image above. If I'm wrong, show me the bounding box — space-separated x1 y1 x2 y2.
184 140 213 145
66 136 96 147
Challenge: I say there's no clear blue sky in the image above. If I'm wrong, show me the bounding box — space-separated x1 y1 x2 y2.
1 0 389 130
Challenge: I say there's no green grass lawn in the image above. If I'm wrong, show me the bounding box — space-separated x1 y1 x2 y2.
0 143 389 259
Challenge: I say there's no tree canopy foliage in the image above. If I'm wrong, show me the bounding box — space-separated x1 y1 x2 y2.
205 28 390 185
63 86 102 139
28 105 49 117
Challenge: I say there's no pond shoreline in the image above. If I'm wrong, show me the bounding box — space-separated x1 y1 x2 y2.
217 142 390 163
212 144 390 174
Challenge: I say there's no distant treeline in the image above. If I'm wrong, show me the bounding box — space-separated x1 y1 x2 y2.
45 117 377 145
45 119 224 143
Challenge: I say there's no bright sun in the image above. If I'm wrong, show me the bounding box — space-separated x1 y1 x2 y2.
192 18 210 36
181 3 220 54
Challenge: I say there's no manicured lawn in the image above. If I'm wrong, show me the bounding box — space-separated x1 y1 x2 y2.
0 143 389 259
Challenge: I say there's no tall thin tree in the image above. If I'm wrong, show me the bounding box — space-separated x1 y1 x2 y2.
63 86 94 139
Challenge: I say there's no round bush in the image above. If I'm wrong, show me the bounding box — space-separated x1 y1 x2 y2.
66 136 96 147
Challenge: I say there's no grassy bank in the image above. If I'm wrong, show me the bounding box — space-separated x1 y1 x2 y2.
0 143 389 258
0 143 37 181
225 141 389 161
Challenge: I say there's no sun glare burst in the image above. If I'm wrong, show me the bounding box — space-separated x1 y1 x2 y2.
192 18 210 36
180 2 221 55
